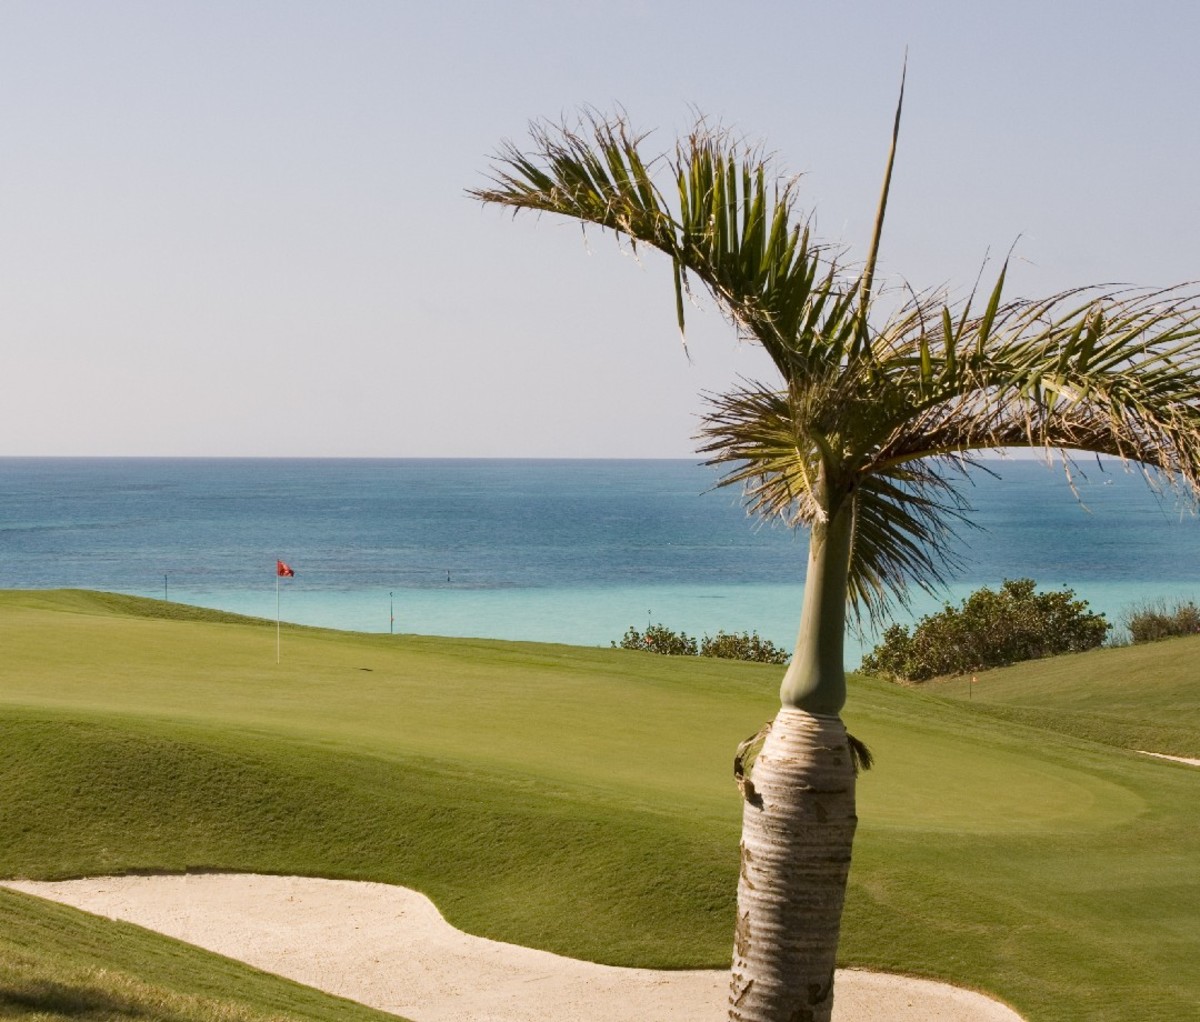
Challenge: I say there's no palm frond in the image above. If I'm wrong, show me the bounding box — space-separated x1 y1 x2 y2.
847 459 976 621
855 57 906 358
697 381 979 621
846 731 874 774
865 283 1200 500
696 380 829 528
472 113 676 249
472 112 868 376
475 105 1200 637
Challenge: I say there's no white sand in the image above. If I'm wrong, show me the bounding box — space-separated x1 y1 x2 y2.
1138 750 1200 766
2 873 1024 1022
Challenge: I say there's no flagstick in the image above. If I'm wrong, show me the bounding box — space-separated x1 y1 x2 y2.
276 574 281 664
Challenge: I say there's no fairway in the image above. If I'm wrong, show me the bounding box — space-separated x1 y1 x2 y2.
2 590 1198 1021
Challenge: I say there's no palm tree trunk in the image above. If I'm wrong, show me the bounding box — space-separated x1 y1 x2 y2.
728 710 857 1022
779 503 852 715
729 507 858 1022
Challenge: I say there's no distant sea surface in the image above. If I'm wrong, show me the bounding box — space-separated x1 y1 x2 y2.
3 457 1199 665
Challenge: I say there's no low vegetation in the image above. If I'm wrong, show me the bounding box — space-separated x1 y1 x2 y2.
1 590 1198 1022
699 630 790 665
614 623 790 664
614 622 699 656
860 579 1110 681
1123 598 1200 644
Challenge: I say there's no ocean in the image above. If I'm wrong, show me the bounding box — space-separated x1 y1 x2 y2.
3 457 1199 665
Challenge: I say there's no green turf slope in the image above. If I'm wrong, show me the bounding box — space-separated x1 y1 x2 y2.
1 590 1198 1022
0 885 401 1022
926 635 1200 757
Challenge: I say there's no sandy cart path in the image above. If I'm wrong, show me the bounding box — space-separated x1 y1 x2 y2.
2 873 1024 1022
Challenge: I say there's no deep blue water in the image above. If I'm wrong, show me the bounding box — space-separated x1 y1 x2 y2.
3 457 1198 663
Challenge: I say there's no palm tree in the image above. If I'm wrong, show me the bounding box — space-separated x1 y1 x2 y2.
470 90 1200 1022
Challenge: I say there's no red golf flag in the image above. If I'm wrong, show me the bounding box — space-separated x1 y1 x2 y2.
276 560 295 577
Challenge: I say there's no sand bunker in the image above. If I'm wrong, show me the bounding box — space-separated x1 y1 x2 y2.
2 873 1024 1022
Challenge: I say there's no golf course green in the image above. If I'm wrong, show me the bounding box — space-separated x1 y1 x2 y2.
1 589 1197 1021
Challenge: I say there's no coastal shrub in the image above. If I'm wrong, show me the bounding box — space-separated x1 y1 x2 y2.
614 625 789 663
860 579 1110 682
699 630 790 665
613 623 698 656
1123 599 1200 643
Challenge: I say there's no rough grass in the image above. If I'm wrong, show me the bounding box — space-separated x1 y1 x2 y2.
1 589 1198 1022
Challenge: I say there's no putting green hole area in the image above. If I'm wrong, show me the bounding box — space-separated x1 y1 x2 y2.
853 724 1145 834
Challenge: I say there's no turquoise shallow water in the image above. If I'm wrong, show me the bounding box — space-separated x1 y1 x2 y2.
203 579 1200 667
3 457 1198 665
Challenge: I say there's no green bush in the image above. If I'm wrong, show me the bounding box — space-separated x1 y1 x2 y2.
860 579 1110 682
614 625 789 663
613 623 697 656
1123 599 1200 643
699 630 790 664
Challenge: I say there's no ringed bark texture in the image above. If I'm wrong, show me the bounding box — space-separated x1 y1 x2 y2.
728 708 858 1022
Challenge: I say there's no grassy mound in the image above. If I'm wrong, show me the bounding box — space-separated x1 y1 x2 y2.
1 589 1198 1021
0 886 397 1022
926 635 1200 757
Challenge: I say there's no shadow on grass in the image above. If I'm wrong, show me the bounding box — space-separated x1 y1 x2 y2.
0 980 158 1020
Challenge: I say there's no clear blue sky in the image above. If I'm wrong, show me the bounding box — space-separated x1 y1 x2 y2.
3 1 1197 457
